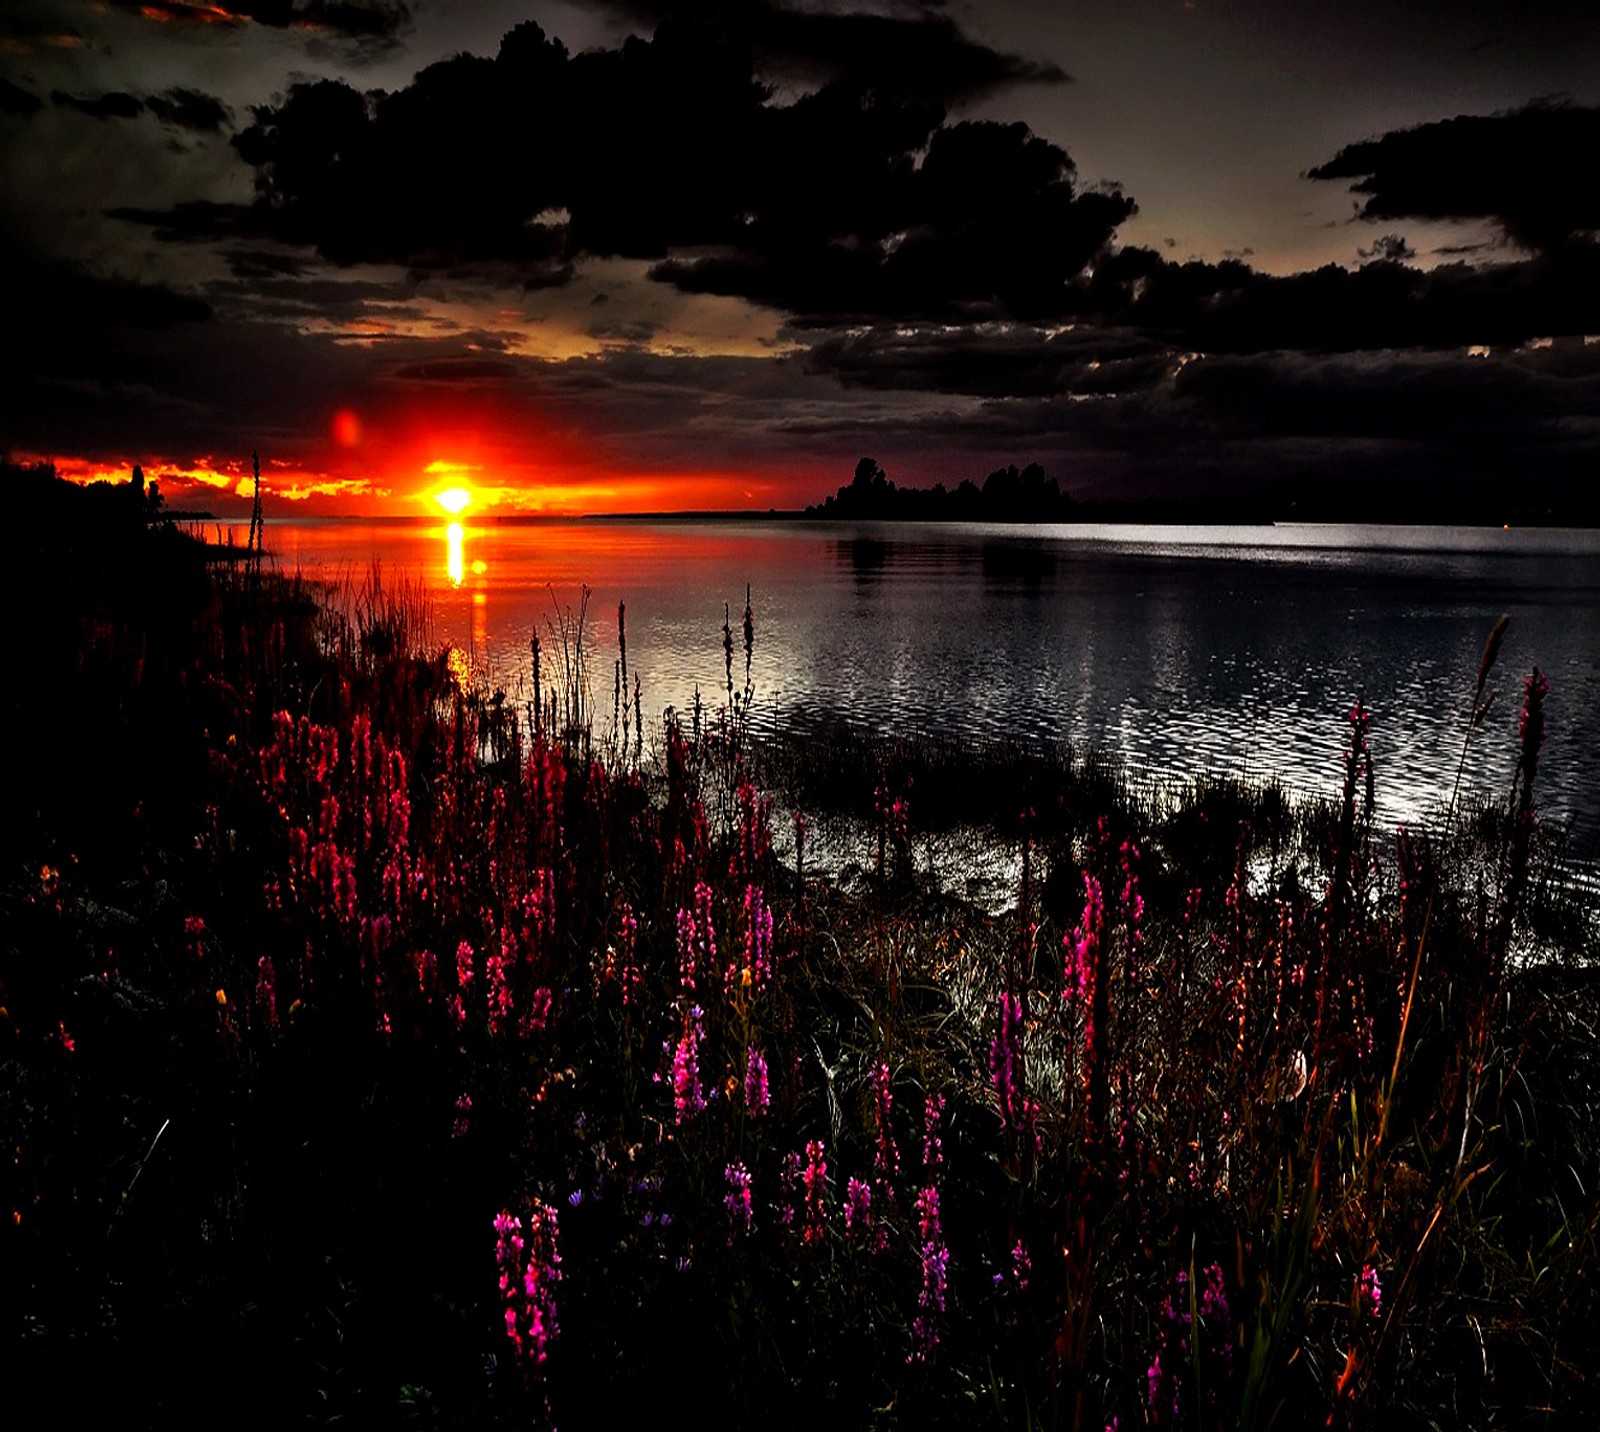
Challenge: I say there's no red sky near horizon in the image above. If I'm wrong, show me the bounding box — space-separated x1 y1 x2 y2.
30 401 823 518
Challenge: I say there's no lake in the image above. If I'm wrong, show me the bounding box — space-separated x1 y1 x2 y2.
254 516 1600 854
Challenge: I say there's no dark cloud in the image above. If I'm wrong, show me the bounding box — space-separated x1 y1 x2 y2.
1169 343 1600 448
1069 239 1600 354
599 0 1068 101
0 78 43 115
45 84 228 129
1307 101 1600 253
205 271 425 324
805 322 1170 399
3 245 211 334
147 87 230 132
0 4 84 49
226 248 312 279
117 12 1106 322
654 117 1135 322
107 200 264 245
51 89 146 120
836 341 1600 506
801 236 1600 407
0 246 215 455
392 358 520 382
1356 233 1415 264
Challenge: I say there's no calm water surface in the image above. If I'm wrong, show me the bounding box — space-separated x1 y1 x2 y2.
258 517 1600 852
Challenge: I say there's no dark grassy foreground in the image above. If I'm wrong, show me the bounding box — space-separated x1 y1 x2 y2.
3 495 1598 1429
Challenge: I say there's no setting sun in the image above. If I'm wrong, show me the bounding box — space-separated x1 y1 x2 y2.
434 486 473 515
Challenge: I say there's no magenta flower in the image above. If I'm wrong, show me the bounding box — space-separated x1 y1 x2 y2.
990 990 1026 1136
1119 840 1145 982
724 1161 753 1236
923 1092 945 1172
672 1005 705 1123
518 985 553 1038
844 1176 872 1240
1358 1263 1382 1320
1011 1239 1031 1291
675 905 699 993
872 1059 900 1187
455 939 475 996
485 938 513 1036
617 902 640 1007
802 1139 828 1243
744 1045 770 1114
1064 873 1104 1006
739 883 774 992
911 1182 948 1362
694 879 718 977
411 947 437 1000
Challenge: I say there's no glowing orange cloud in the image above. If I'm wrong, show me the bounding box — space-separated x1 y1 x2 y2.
137 3 241 24
37 454 390 513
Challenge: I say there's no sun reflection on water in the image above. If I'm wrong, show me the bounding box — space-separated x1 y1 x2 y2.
446 521 465 587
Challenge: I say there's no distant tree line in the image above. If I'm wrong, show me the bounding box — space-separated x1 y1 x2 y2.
805 457 1600 527
808 457 1075 522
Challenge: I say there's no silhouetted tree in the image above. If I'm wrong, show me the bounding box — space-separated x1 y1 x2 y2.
811 457 1071 522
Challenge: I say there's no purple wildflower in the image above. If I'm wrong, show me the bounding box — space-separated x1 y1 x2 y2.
675 905 698 993
802 1140 828 1244
744 1045 770 1114
617 902 640 1007
844 1176 872 1240
485 935 513 1036
872 1060 899 1183
911 1183 949 1362
1011 1239 1032 1291
671 1005 705 1123
922 1091 945 1172
739 883 774 992
724 1161 753 1237
1358 1263 1382 1320
494 1203 561 1369
990 990 1027 1136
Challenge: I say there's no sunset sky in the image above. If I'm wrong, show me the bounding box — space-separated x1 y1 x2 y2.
3 1 1599 516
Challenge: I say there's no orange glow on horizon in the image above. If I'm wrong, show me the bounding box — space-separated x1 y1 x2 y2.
22 450 819 517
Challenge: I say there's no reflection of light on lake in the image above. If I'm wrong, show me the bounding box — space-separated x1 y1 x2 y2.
446 646 472 690
446 522 464 587
473 588 487 650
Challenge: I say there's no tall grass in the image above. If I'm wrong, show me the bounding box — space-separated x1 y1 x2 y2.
3 548 1596 1429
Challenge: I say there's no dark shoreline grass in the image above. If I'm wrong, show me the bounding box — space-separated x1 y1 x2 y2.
4 480 1598 1428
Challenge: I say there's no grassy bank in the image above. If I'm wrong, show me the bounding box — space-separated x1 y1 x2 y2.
3 495 1597 1428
